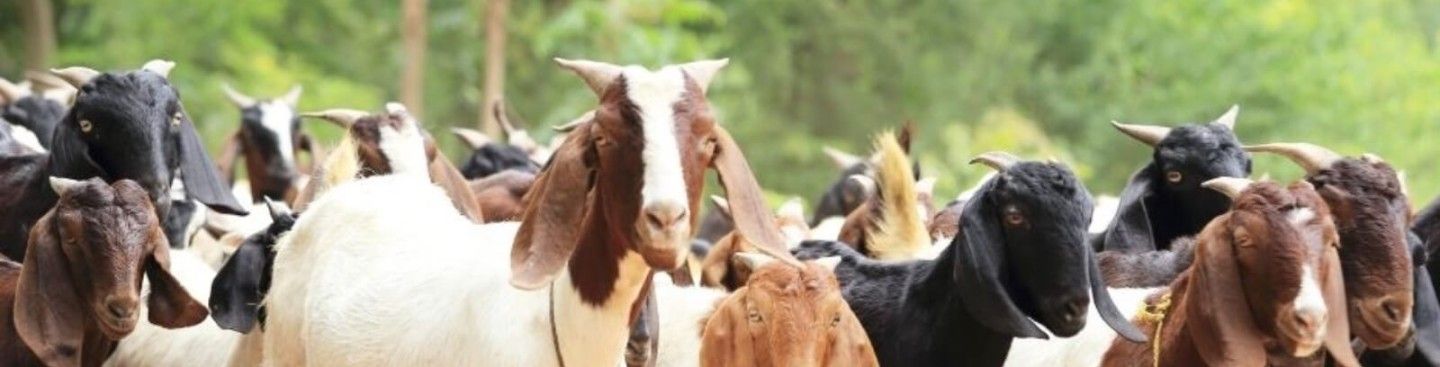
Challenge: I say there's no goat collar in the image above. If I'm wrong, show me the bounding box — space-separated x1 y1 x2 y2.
1136 291 1174 367
550 285 566 367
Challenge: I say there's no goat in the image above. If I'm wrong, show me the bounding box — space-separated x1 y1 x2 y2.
834 131 933 260
467 169 536 222
1245 143 1425 362
260 58 789 366
451 127 539 179
0 74 69 151
699 196 811 290
214 84 318 205
1094 105 1251 253
810 126 927 226
792 152 1145 366
0 60 247 259
1095 178 1359 366
0 177 208 366
299 102 486 223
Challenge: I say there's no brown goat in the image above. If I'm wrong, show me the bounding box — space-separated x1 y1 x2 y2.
1101 179 1358 367
0 178 208 367
1248 143 1415 349
466 169 536 222
700 254 878 367
700 197 811 290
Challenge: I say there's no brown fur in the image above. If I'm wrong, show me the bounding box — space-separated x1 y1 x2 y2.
1101 182 1359 367
2 179 208 367
700 260 878 367
467 170 536 222
700 203 812 290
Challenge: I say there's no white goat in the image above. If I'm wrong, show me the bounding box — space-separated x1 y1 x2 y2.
1002 287 1158 367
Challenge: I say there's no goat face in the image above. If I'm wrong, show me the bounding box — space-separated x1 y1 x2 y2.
239 101 302 195
210 201 297 332
1149 123 1251 226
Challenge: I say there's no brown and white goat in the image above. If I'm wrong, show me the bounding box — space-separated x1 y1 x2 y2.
1100 178 1359 367
0 178 208 367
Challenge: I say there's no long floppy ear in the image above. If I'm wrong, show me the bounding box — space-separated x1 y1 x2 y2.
1188 215 1267 365
709 126 787 256
427 154 486 223
209 237 267 332
701 289 755 367
144 241 209 328
1087 250 1148 342
701 233 744 289
215 132 242 184
1320 245 1360 367
827 304 880 367
48 113 105 179
951 180 1048 339
1100 165 1157 252
15 213 85 367
1408 231 1440 365
177 106 248 215
510 120 596 289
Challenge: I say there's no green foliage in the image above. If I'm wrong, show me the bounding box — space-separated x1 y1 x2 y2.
2 0 1438 209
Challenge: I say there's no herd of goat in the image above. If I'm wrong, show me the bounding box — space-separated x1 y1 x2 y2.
0 57 1436 367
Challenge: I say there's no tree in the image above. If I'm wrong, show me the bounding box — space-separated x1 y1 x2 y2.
480 0 509 136
19 0 56 72
401 0 428 118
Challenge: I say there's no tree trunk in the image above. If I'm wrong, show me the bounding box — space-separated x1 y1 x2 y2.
19 0 57 72
401 0 428 119
480 0 509 137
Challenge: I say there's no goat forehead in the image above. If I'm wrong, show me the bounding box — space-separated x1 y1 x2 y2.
257 101 297 163
622 66 692 206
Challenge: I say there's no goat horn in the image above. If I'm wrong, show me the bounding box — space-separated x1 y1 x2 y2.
221 83 257 107
24 70 71 92
492 99 519 134
48 177 85 196
846 174 877 197
733 252 778 273
1244 143 1343 174
385 102 409 116
709 195 731 214
1213 104 1240 130
552 110 595 132
281 84 303 107
1202 177 1254 199
969 151 1022 172
0 77 29 103
678 58 729 94
301 109 369 129
822 146 863 170
263 197 292 223
50 67 102 88
1361 153 1385 164
450 127 493 150
141 59 176 78
1110 121 1171 147
554 58 624 97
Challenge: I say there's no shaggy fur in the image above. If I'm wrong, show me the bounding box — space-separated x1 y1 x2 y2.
842 132 930 260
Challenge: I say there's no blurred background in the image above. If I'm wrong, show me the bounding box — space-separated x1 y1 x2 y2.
2 0 1438 206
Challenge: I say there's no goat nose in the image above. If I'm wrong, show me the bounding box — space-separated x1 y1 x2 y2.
105 296 138 320
1293 308 1325 331
1063 299 1087 323
1379 295 1411 324
644 202 688 231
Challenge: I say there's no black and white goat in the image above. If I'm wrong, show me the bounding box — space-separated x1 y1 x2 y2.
215 83 317 205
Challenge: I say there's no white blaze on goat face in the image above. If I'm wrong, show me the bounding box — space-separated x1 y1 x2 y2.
377 113 429 179
258 101 297 169
1295 265 1326 316
624 66 691 214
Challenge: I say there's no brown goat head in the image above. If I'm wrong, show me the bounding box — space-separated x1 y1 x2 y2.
700 197 811 290
1248 143 1414 348
511 59 789 292
14 177 208 366
701 254 878 367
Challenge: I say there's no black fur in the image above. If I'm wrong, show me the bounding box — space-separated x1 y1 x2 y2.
811 162 872 225
459 143 539 180
1361 232 1440 366
1 95 67 148
1096 122 1250 253
209 204 297 333
794 162 1143 366
236 103 303 201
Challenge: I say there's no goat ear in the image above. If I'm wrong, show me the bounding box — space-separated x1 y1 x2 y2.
1100 166 1158 252
828 303 881 367
1189 214 1267 365
701 233 743 290
215 132 242 185
951 184 1048 339
1320 245 1361 367
15 213 85 367
209 237 267 333
144 244 209 328
1087 250 1148 342
427 154 486 223
701 289 754 367
1410 260 1440 365
177 106 248 216
511 120 597 289
709 126 788 256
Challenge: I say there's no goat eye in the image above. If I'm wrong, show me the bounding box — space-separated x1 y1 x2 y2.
171 112 183 127
1004 208 1025 226
747 309 763 323
1166 171 1183 183
830 314 841 327
79 119 93 133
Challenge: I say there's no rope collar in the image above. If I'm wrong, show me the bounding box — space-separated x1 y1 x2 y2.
550 286 566 367
1135 291 1173 367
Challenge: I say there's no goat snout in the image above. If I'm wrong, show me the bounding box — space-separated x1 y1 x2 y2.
1062 299 1087 324
1358 292 1414 348
644 202 689 233
636 201 691 269
1282 306 1327 357
99 295 141 336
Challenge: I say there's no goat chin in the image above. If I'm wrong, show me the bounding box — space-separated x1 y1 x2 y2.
263 175 574 366
654 273 729 367
104 248 249 367
1003 287 1160 367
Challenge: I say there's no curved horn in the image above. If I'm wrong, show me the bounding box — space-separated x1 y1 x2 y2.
0 77 30 103
822 146 863 170
1111 121 1171 147
554 58 623 96
492 99 519 135
48 177 85 196
1244 143 1343 174
552 110 595 132
50 67 102 88
969 151 1022 172
678 58 729 94
300 109 369 129
450 127 493 150
220 83 257 108
141 59 176 78
1213 104 1240 130
280 84 303 107
24 71 70 92
1202 177 1254 200
1361 153 1385 164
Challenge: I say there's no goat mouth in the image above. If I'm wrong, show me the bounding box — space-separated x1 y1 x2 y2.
1354 305 1411 349
1276 316 1326 357
99 314 139 338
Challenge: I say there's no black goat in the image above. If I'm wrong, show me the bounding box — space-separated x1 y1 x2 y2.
450 127 540 180
0 77 68 149
209 200 297 333
0 61 247 259
793 152 1143 366
1095 105 1251 253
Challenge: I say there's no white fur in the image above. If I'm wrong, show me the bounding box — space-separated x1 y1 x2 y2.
262 175 646 366
809 216 847 241
1090 195 1119 235
376 115 429 179
653 273 728 367
104 249 248 367
7 123 45 153
257 101 297 169
1287 208 1315 226
1004 287 1161 367
624 66 690 213
1294 265 1326 318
